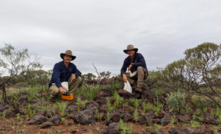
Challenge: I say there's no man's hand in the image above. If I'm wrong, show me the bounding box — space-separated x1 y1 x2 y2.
123 74 127 82
71 74 76 82
128 64 133 71
59 87 67 94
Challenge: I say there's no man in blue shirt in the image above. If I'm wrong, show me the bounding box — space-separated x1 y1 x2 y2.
117 45 148 93
49 50 82 100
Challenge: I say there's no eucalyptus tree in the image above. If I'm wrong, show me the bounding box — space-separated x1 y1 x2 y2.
0 43 42 104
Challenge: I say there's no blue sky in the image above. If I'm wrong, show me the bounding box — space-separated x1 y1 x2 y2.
0 0 221 76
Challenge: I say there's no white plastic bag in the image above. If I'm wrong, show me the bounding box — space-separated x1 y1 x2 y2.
123 81 132 94
129 71 137 77
61 82 69 91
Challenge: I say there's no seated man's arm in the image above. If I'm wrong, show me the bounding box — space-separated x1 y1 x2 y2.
121 59 128 76
52 63 62 88
133 54 146 68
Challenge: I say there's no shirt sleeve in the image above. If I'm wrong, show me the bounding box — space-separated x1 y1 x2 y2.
133 53 146 67
121 58 129 76
52 63 62 88
73 65 82 78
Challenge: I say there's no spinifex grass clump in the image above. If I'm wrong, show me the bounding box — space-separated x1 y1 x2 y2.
119 119 133 134
112 91 124 108
166 90 185 113
76 98 88 108
74 83 102 100
142 102 163 116
53 102 68 116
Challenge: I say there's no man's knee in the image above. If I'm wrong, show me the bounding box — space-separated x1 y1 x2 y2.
49 84 60 96
137 66 143 71
76 76 82 83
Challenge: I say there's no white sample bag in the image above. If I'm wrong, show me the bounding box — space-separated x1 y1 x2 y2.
123 80 132 94
61 82 69 91
129 71 137 77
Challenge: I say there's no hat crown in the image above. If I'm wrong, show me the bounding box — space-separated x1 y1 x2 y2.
127 44 135 50
65 50 72 55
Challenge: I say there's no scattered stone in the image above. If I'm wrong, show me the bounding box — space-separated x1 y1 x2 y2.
100 78 112 85
28 115 47 124
185 126 195 133
86 80 97 85
117 89 132 99
18 106 25 115
68 122 73 125
122 112 133 122
40 121 53 128
168 128 190 134
18 94 28 105
64 105 80 114
94 90 112 101
161 125 171 132
3 108 16 118
158 111 170 119
110 112 121 122
49 115 61 126
73 109 95 125
156 129 169 134
139 115 152 125
141 85 153 101
106 123 119 134
70 95 86 104
176 115 191 123
85 100 99 111
95 97 115 105
0 104 9 112
28 98 39 104
44 109 56 118
161 118 171 126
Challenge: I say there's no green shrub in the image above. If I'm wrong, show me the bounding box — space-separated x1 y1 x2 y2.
53 102 68 116
119 119 133 134
76 98 88 108
166 91 185 113
74 83 102 100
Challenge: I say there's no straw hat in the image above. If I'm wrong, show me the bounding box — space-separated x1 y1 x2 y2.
123 45 138 54
60 50 76 61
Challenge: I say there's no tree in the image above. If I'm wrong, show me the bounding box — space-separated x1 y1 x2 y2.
0 43 42 104
160 42 221 107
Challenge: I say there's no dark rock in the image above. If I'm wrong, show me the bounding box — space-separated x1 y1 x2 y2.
3 108 16 118
110 112 121 122
95 97 115 105
44 109 56 118
117 89 132 99
85 100 99 111
49 115 61 126
158 111 170 119
64 105 80 114
99 104 107 113
176 115 191 123
73 109 95 125
18 94 28 105
185 126 195 133
86 80 97 85
106 123 119 134
94 90 112 101
100 78 112 85
149 111 157 119
20 115 26 119
122 112 133 122
202 112 220 125
0 104 9 112
141 85 153 101
153 119 161 124
28 115 47 124
161 118 171 126
71 129 77 134
124 99 135 107
139 115 152 125
68 122 73 125
132 91 141 99
168 128 190 134
18 106 25 115
40 121 53 128
156 129 169 134
28 98 39 104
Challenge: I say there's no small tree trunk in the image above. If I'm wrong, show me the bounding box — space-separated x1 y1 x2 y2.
2 83 8 104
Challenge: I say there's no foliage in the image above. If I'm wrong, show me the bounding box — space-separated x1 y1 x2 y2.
53 102 68 116
81 73 96 80
112 91 124 108
159 42 221 107
74 83 102 100
0 43 42 103
133 109 139 123
119 119 133 134
76 97 88 108
166 91 185 113
190 121 200 128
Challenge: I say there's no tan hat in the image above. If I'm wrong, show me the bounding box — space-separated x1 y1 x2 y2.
123 44 138 54
60 50 76 61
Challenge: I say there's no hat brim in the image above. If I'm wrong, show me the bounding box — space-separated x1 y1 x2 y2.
123 48 138 54
60 53 76 61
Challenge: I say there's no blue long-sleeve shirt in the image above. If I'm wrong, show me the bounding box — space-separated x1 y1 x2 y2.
49 61 82 88
121 53 148 76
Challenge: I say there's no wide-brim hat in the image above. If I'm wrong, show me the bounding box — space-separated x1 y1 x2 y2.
60 50 76 61
123 44 138 54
